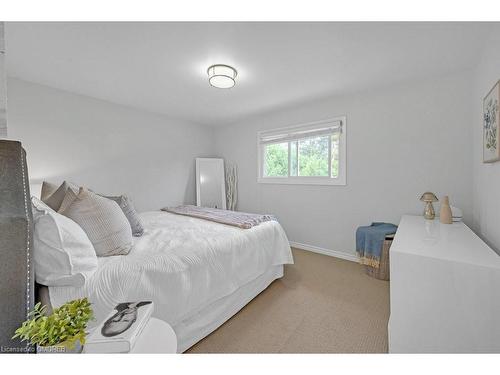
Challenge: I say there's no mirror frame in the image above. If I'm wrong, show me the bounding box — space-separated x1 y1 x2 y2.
195 158 226 210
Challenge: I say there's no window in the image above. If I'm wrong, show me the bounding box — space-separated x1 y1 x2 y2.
258 117 346 185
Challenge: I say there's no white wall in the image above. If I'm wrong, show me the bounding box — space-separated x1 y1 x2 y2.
7 78 214 211
472 33 500 253
214 72 474 257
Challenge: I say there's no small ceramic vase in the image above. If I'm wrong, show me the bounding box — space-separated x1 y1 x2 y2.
440 196 453 224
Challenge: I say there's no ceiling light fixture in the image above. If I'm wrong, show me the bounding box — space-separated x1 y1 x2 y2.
207 64 237 89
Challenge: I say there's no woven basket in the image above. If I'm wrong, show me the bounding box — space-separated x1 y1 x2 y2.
364 234 392 281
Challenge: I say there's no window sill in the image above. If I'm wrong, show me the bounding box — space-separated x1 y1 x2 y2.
257 177 346 186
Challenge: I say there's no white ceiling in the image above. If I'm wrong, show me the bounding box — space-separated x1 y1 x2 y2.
5 22 498 126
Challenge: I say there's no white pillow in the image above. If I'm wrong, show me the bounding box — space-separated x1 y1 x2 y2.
32 196 55 219
32 197 98 287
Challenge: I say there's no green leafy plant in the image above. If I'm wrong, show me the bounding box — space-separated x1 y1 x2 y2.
12 298 94 349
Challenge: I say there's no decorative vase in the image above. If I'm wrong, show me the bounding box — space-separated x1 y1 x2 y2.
440 196 453 224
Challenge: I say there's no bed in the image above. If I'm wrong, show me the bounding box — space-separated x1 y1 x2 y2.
47 210 294 352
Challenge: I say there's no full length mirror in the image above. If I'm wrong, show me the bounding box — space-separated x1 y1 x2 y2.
196 158 226 209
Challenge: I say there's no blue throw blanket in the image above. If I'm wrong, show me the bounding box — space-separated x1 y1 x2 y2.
356 222 398 268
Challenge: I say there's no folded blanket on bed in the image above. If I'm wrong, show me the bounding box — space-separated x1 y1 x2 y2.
161 205 275 229
356 222 397 268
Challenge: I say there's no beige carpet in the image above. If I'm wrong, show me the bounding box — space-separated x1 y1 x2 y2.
187 248 390 353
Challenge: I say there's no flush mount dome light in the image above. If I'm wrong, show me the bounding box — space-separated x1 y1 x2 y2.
207 64 237 89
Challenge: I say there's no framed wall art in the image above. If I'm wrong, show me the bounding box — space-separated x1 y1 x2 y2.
483 80 500 163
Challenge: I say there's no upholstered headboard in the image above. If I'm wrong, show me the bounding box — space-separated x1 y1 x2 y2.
0 140 35 353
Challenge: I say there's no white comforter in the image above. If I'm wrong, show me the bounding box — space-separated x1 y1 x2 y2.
49 211 293 327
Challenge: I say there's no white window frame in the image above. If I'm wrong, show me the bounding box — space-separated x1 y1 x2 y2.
257 116 346 186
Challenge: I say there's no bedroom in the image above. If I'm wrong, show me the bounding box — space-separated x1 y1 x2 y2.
1 1 500 373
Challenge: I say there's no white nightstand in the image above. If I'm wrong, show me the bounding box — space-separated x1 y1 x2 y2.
84 318 177 354
131 318 177 353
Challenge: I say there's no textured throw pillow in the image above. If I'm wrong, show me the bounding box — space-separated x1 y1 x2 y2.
58 188 133 257
42 180 78 211
40 181 58 201
101 195 144 237
31 197 98 287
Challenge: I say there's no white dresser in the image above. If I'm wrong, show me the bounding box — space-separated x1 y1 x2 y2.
388 215 500 353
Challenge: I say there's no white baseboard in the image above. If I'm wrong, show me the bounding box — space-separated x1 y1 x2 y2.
289 241 359 263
